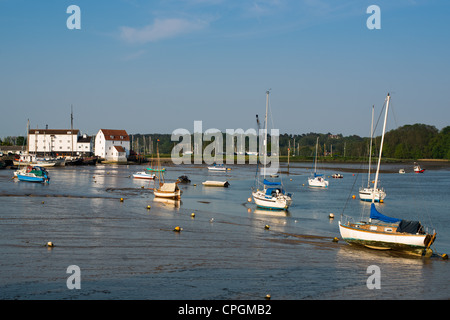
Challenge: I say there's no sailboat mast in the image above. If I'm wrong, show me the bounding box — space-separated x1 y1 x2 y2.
372 94 390 204
367 105 374 188
314 137 319 173
71 105 74 157
263 90 269 178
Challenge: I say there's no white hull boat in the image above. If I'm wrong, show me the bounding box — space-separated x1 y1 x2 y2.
154 182 181 200
251 91 292 211
252 189 292 210
308 175 329 188
339 93 436 257
133 171 156 179
308 137 328 188
202 180 230 187
358 187 386 202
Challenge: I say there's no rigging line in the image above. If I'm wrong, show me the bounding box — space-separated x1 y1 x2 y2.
389 99 399 129
411 169 436 232
340 161 364 219
372 99 386 137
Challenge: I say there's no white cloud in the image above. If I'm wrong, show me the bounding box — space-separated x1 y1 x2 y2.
119 18 207 44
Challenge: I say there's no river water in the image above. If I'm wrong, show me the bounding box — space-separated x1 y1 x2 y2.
0 162 449 300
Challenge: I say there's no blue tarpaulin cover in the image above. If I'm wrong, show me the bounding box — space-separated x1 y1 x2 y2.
313 173 323 177
263 179 281 186
370 203 401 223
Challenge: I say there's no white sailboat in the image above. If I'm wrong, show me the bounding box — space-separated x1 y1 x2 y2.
359 105 386 202
413 162 425 173
153 140 181 200
308 137 328 188
339 93 436 257
251 90 292 210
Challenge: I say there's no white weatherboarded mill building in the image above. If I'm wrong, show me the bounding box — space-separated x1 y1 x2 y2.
94 129 130 163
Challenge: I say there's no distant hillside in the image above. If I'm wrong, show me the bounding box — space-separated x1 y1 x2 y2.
129 123 449 160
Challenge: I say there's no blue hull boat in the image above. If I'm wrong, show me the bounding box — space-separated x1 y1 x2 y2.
16 166 50 183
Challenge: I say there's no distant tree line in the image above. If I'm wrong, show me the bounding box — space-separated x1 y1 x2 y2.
0 136 26 146
3 123 448 160
129 123 449 160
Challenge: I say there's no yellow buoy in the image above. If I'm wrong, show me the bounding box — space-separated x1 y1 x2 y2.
120 197 124 202
247 197 252 202
264 225 270 230
329 213 334 219
41 201 45 204
332 237 339 242
191 213 195 218
380 199 384 203
442 253 448 260
147 205 151 210
47 241 54 247
174 226 181 232
352 195 356 199
265 294 271 300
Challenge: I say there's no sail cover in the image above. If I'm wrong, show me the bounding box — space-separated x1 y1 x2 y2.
159 183 178 192
263 179 281 186
370 203 401 223
397 220 422 234
313 173 323 177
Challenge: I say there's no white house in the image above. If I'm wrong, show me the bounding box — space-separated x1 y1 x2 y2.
94 129 130 162
27 129 93 156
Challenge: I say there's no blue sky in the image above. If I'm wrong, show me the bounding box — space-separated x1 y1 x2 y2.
1 0 449 138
